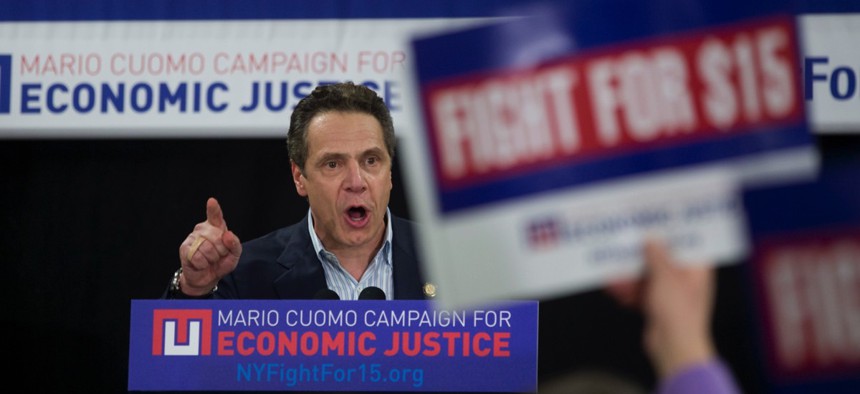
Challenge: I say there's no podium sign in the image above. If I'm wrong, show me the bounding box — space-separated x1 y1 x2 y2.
128 300 538 392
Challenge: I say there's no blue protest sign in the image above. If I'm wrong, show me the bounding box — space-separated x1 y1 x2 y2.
744 159 860 394
402 0 816 308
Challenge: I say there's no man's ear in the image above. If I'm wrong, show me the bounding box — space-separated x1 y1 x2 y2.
291 161 308 197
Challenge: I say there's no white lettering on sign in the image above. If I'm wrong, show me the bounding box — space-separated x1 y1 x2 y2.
698 27 794 130
587 47 697 146
765 238 860 371
431 67 579 179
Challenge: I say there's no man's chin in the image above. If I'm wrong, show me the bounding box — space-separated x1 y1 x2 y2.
339 228 383 247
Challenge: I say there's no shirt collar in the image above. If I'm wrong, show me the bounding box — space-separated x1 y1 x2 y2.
307 207 393 266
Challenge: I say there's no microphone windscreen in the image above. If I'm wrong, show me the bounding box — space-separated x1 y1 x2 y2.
358 286 386 300
313 288 340 300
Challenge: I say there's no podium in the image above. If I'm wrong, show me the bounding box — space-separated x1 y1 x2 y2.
129 299 538 392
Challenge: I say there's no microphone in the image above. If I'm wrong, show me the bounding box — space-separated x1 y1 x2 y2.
313 288 340 300
358 286 386 300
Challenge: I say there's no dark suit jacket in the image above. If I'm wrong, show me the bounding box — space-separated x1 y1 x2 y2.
166 213 428 300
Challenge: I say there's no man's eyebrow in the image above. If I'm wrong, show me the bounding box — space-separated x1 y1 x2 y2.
314 148 387 165
314 152 347 165
362 147 387 157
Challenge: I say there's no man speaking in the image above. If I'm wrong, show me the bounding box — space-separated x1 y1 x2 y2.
163 82 428 301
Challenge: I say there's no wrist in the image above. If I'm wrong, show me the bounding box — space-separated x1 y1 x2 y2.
655 338 715 379
170 267 218 297
656 358 739 394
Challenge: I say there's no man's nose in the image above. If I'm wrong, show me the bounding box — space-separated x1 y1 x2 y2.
343 161 367 192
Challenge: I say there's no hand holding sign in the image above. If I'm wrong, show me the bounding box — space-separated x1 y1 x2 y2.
606 239 717 380
178 197 242 296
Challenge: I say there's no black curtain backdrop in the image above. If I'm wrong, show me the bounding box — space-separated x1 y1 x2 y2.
2 134 856 392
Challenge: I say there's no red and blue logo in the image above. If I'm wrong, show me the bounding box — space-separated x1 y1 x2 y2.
151 309 213 356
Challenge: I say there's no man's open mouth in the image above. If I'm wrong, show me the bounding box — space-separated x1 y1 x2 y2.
347 206 368 222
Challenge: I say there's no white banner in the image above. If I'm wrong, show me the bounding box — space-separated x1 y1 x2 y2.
800 13 860 133
0 19 499 138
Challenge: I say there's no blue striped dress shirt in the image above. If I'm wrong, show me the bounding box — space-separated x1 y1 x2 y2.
307 208 394 300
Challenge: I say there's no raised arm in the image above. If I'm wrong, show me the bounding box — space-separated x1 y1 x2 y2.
173 197 243 297
607 239 741 394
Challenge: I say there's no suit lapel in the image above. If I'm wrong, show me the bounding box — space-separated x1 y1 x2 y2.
391 217 426 300
273 214 328 299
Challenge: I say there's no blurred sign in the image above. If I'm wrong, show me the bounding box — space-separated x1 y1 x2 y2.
404 4 818 308
745 159 860 394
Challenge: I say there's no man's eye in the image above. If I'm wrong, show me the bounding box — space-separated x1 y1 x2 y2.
326 161 338 169
366 157 377 165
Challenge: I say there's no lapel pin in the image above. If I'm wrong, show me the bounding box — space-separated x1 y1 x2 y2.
423 282 437 298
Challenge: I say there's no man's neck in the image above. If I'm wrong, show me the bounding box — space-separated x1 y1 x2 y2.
309 210 389 281
327 232 385 281
323 227 387 280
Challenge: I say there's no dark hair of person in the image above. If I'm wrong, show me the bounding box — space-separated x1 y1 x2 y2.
287 82 395 172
